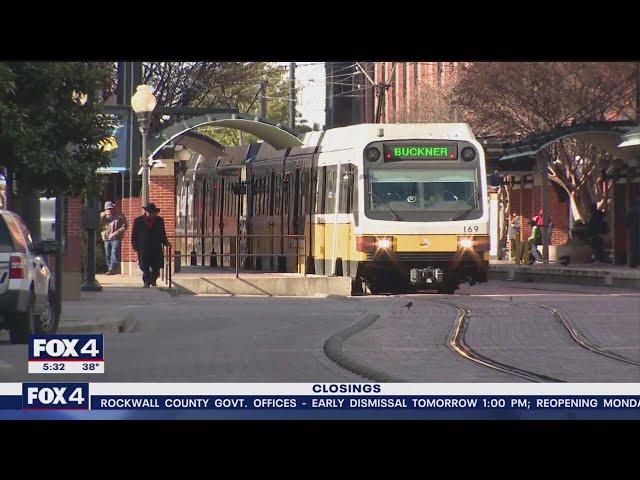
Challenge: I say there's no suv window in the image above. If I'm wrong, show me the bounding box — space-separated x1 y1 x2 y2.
0 215 15 253
3 214 29 253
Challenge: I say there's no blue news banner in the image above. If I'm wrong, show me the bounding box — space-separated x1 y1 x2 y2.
1 383 640 419
1 336 638 419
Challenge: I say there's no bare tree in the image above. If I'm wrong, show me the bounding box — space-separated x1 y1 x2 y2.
142 62 286 109
452 62 637 221
397 81 458 123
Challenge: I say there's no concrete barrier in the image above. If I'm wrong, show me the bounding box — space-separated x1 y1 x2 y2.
171 275 353 297
490 263 640 289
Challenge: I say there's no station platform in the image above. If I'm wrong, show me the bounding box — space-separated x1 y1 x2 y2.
489 260 640 289
100 267 352 297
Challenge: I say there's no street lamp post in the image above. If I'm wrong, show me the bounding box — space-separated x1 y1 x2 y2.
131 85 157 206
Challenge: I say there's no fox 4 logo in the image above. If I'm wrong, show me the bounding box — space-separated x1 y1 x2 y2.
22 383 89 410
29 335 104 361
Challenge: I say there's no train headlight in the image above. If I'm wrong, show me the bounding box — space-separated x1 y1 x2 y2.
377 238 392 250
365 147 380 162
459 237 473 249
461 147 476 162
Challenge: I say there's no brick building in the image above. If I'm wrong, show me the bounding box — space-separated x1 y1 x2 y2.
372 62 464 123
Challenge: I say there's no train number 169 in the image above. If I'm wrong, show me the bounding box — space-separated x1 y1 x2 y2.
463 225 479 233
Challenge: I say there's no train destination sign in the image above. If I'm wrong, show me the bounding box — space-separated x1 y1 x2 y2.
384 144 458 161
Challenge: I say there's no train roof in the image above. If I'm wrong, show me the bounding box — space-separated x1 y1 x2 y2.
192 123 479 172
302 123 477 150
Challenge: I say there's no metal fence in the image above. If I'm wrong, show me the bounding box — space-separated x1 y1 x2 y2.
162 234 307 288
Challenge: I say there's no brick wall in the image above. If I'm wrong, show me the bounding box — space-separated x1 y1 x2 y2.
121 196 141 264
149 175 176 241
509 185 569 245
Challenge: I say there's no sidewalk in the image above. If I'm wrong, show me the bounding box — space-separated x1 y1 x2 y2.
0 275 169 341
489 260 640 288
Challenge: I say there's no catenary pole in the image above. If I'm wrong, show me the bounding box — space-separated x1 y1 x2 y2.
289 62 296 130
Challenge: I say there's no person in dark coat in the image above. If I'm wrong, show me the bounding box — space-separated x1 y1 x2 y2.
131 203 171 287
586 203 609 263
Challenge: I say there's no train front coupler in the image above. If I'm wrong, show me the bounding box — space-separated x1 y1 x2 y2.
409 267 444 286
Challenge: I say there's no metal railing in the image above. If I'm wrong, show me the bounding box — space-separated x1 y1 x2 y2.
162 234 307 288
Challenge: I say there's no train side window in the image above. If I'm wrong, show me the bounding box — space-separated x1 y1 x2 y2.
301 170 308 215
262 177 267 215
325 165 337 214
284 173 291 216
269 172 275 216
254 179 260 216
311 167 324 213
314 167 324 214
339 164 356 214
226 183 230 217
254 179 258 216
274 175 280 216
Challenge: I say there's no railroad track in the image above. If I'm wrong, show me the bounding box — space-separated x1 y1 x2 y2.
538 305 640 367
438 300 565 383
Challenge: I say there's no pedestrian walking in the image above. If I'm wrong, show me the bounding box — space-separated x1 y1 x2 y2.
507 212 521 264
100 201 127 275
586 203 609 263
131 203 171 288
528 219 543 263
625 194 640 268
533 208 544 227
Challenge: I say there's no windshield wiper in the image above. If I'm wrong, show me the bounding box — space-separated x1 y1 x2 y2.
449 194 477 221
369 190 403 221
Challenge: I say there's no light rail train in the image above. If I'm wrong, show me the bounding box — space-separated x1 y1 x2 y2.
175 123 490 294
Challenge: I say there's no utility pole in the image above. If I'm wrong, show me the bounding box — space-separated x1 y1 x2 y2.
259 81 267 119
356 61 396 124
289 62 296 130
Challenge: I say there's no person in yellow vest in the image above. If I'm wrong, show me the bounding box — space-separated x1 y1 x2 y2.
508 213 521 263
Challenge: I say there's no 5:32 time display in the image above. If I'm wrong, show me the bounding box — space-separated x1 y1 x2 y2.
42 363 66 371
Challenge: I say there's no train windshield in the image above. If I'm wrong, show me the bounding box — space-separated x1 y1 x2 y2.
366 169 481 222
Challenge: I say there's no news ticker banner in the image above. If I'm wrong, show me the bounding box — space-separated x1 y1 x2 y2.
1 383 640 419
10 335 640 419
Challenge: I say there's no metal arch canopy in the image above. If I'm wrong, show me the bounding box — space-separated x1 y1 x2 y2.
498 122 636 161
148 113 303 158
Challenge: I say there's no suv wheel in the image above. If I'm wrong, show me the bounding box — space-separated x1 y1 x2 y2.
9 292 36 344
36 291 59 334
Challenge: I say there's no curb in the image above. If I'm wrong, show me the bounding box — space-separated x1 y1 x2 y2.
323 313 406 382
58 311 137 335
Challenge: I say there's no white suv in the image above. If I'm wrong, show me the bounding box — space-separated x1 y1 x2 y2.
0 209 59 344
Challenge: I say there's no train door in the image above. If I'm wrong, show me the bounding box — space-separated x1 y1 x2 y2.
209 178 218 267
218 178 225 267
312 165 326 275
199 181 207 265
238 166 248 269
323 164 339 275
277 169 287 272
267 170 276 271
291 166 302 272
253 170 268 272
246 166 255 269
339 163 357 277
